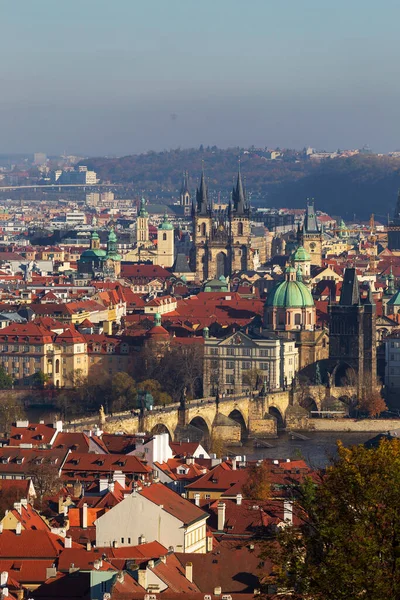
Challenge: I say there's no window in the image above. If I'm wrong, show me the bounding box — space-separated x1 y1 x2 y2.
295 314 301 325
121 538 124 544
226 361 234 369
205 494 211 500
227 348 235 356
226 374 234 384
242 361 251 370
163 233 167 241
210 348 218 356
260 349 269 357
260 363 268 370
242 348 251 356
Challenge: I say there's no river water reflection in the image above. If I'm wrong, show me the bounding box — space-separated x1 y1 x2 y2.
230 431 376 468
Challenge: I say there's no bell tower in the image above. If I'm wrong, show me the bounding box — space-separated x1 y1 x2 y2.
180 171 191 217
191 168 213 280
136 197 150 245
230 166 251 272
297 199 323 267
157 213 174 267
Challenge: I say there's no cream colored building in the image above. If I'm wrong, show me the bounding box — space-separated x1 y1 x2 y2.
95 482 208 553
203 330 298 396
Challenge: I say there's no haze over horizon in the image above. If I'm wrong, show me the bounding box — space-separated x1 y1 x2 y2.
2 0 400 156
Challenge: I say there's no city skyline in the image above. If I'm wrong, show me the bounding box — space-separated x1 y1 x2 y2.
2 0 400 155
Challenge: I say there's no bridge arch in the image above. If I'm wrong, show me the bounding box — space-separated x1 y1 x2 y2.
267 406 285 430
189 416 211 448
299 396 318 414
331 362 357 388
228 409 248 441
151 422 173 438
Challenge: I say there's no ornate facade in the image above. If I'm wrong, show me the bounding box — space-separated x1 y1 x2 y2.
190 169 252 280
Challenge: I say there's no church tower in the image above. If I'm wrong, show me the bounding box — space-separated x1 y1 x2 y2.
191 169 213 280
328 268 376 397
230 167 251 272
136 198 150 245
157 213 174 267
180 171 191 217
297 200 323 267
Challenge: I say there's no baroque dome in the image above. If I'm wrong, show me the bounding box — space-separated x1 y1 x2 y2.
265 279 314 308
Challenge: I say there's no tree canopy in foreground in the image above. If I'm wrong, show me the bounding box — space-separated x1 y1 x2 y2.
266 439 400 600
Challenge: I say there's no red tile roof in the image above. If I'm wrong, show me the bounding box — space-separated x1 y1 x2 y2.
139 483 208 526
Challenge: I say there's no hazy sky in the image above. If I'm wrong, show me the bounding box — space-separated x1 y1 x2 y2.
1 0 400 156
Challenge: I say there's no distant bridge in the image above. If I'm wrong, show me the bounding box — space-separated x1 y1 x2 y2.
0 183 123 192
69 384 358 445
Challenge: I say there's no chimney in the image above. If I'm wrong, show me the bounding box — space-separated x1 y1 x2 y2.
214 586 222 596
73 481 83 498
0 523 3 534
185 562 193 583
217 502 226 531
82 503 88 529
45 567 57 579
64 536 72 549
93 559 101 570
231 458 237 471
113 541 119 548
236 494 243 505
194 493 200 507
284 500 293 525
207 535 213 552
13 502 22 515
15 522 22 535
58 496 64 514
160 555 167 564
0 572 7 586
86 541 92 551
20 498 27 509
139 534 146 545
148 560 154 568
116 571 124 584
137 568 147 590
1 588 8 599
108 481 115 493
186 457 195 465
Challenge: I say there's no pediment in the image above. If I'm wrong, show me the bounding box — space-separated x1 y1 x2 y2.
218 331 257 347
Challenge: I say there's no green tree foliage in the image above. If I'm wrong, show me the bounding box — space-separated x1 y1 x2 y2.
32 370 50 389
0 365 13 389
0 396 24 434
269 440 400 599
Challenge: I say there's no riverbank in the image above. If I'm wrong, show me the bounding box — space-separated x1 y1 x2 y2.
308 418 400 433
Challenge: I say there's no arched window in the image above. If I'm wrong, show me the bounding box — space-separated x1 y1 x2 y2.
295 313 301 325
201 223 206 236
238 222 243 235
162 233 167 241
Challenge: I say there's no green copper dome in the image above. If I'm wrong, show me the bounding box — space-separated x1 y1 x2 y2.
91 231 100 240
292 246 310 262
80 248 107 260
265 279 314 308
387 290 400 306
158 213 173 230
139 197 148 218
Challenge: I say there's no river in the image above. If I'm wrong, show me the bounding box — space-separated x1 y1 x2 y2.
229 431 375 468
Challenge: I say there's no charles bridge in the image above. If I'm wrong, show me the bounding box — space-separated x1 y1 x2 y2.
68 383 358 445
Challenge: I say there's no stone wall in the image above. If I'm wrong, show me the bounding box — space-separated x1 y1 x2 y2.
309 418 400 432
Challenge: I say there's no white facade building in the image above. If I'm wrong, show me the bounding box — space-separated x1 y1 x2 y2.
95 482 208 553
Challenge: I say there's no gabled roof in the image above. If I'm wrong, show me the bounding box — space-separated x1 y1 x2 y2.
138 483 208 526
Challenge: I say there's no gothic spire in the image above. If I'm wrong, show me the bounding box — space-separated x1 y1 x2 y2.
232 166 247 215
181 170 190 195
340 267 360 305
196 165 209 215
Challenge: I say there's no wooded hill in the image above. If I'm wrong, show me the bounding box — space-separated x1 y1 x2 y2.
82 149 400 219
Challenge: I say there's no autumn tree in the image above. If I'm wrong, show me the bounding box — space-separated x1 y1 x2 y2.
209 434 227 459
358 389 387 417
28 457 62 508
267 439 400 599
242 461 270 500
0 483 24 518
0 396 24 434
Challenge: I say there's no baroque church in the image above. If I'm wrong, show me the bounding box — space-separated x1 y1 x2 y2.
189 168 253 280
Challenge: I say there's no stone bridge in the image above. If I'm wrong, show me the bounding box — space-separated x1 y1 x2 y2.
69 383 357 446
